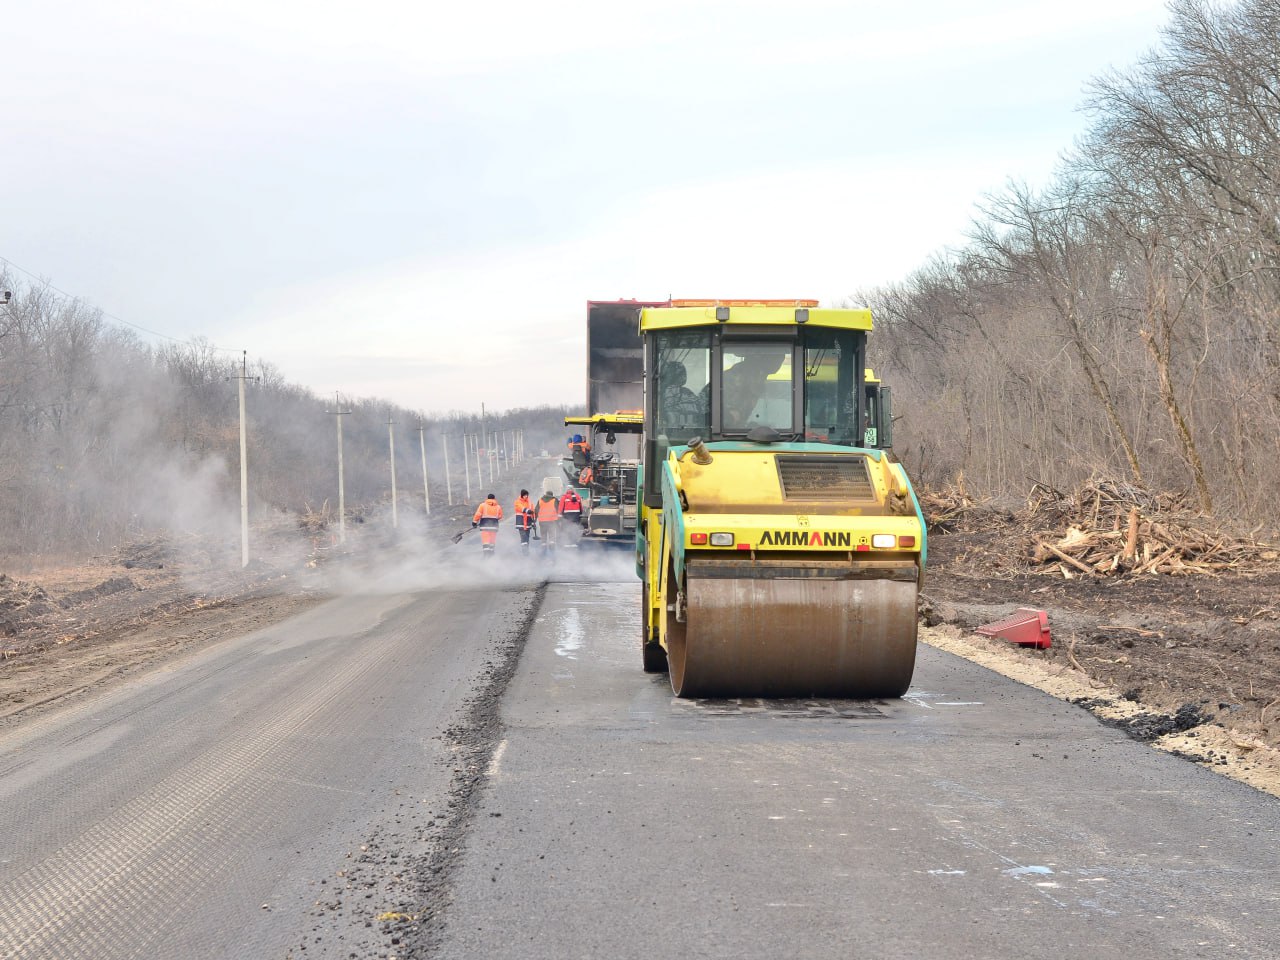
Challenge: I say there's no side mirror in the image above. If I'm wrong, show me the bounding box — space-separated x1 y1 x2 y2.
877 386 893 449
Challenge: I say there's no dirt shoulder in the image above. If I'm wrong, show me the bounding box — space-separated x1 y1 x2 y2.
921 493 1280 798
0 528 337 728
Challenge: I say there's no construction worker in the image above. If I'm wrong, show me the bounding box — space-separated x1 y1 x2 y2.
568 434 591 469
578 462 594 486
559 486 583 528
472 493 504 557
513 489 535 553
535 489 560 555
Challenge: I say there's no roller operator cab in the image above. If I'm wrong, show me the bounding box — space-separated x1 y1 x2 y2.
635 300 927 698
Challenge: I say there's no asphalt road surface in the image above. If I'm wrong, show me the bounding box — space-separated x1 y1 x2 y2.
2 569 1278 959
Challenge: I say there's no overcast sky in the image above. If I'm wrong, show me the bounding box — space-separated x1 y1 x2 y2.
2 0 1172 413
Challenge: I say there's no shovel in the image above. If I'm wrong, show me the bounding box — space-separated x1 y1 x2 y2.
451 526 475 544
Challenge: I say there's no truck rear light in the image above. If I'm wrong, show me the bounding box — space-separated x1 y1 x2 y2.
690 533 709 545
709 532 735 546
871 534 896 549
898 535 916 548
855 543 870 551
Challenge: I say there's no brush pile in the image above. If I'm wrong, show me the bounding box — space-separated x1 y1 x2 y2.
0 575 60 636
923 478 1280 578
1025 479 1280 577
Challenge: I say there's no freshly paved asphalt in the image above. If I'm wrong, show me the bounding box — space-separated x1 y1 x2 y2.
1 568 1276 959
435 580 1280 960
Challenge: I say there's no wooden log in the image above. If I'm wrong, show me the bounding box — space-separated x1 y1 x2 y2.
1123 507 1139 560
1136 545 1178 574
1041 541 1099 574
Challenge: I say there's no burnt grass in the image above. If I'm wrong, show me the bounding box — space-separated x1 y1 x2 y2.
922 506 1280 754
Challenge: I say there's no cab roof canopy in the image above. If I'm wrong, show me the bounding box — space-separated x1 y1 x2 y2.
565 411 644 432
640 300 872 332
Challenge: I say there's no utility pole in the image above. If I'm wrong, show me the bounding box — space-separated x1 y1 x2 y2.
417 422 431 515
442 433 453 506
463 434 473 503
227 352 259 568
387 413 398 529
327 393 352 543
487 431 495 483
475 435 484 492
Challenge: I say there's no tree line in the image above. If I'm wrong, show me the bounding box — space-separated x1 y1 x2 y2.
864 0 1280 525
0 276 574 556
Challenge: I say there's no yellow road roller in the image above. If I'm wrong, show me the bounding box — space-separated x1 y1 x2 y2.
635 300 926 698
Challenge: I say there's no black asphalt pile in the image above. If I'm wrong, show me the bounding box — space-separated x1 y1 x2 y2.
59 576 138 607
1078 699 1212 743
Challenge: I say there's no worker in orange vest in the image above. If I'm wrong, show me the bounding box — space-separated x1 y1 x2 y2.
535 489 561 555
513 489 535 553
472 493 504 556
578 463 594 486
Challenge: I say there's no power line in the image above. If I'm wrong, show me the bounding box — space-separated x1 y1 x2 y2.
0 254 242 355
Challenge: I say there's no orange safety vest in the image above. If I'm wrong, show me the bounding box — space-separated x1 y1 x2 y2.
536 496 560 523
579 466 593 485
473 498 503 527
513 496 533 529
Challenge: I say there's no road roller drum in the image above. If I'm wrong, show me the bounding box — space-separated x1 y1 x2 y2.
665 559 919 698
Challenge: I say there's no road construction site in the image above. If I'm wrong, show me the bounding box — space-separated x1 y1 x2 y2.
1 498 1278 959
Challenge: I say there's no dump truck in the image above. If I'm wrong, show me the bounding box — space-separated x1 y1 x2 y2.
584 299 656 413
636 299 925 698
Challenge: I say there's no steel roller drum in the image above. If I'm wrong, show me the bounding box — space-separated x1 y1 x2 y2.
666 561 919 698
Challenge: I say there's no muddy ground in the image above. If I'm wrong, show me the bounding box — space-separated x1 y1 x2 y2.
2 495 1279 796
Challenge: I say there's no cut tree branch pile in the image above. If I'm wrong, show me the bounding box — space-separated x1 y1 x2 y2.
921 478 1280 578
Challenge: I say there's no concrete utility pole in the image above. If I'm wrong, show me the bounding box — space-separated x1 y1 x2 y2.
463 434 473 503
475 435 484 492
417 422 431 515
327 393 353 543
387 413 398 529
227 352 259 568
441 433 453 506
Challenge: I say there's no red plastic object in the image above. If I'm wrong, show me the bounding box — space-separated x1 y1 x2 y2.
975 608 1052 649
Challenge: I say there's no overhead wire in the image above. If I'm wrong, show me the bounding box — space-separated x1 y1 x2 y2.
0 254 243 355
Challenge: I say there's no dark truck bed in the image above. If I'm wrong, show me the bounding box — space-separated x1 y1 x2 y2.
585 300 657 414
